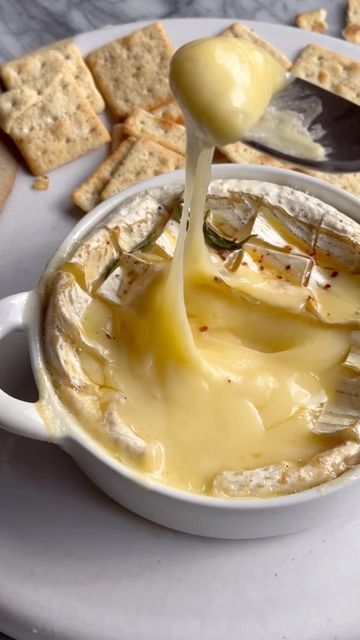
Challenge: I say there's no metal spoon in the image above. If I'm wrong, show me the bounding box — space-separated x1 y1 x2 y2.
244 76 360 173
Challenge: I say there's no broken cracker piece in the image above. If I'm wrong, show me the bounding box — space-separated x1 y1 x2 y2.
100 139 184 200
32 175 49 191
86 22 174 119
123 108 186 155
295 9 328 32
219 21 291 69
0 40 104 113
9 69 110 175
343 0 360 44
292 44 360 105
72 136 136 212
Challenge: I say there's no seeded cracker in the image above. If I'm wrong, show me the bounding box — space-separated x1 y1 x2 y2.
152 100 185 124
343 0 360 44
219 141 360 198
0 40 104 113
292 44 360 105
72 137 136 212
100 139 184 200
219 21 291 70
86 22 174 119
9 70 110 175
123 109 186 155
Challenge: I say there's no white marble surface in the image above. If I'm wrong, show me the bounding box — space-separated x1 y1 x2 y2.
0 0 350 63
0 1 356 639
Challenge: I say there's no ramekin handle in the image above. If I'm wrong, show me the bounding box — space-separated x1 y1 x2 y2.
0 291 49 441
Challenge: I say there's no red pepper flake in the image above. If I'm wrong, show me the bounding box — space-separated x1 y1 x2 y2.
309 250 316 256
105 331 112 339
199 325 208 333
242 261 248 266
219 251 227 261
330 270 338 278
285 265 291 270
324 283 331 290
259 265 264 271
276 275 283 279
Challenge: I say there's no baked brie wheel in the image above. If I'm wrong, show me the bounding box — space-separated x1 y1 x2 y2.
43 180 360 497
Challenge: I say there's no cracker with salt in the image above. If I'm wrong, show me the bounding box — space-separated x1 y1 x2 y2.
292 44 360 105
220 140 360 198
100 139 184 200
123 109 186 155
9 70 110 175
152 100 185 124
72 137 136 212
219 21 291 69
295 9 328 32
343 0 360 44
0 40 104 113
86 22 174 119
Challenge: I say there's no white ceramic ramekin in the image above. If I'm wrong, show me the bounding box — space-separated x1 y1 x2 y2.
0 164 359 539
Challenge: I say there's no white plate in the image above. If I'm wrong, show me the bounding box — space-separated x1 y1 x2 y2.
0 18 360 640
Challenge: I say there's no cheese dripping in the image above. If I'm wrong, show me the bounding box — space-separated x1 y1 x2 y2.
150 37 287 368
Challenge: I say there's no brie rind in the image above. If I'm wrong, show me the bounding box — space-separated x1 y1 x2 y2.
69 228 119 292
242 241 313 286
313 376 360 434
60 386 102 425
106 193 169 253
46 329 94 389
105 405 164 473
46 272 112 359
344 332 360 372
151 219 180 259
213 439 360 497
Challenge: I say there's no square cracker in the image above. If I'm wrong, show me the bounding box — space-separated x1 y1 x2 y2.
86 22 174 119
72 137 136 212
100 139 184 200
343 0 360 44
219 22 291 70
0 39 104 113
123 108 186 155
292 44 360 105
151 100 185 124
219 140 360 198
9 69 110 175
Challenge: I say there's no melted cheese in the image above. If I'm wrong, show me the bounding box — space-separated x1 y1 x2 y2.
46 37 357 495
169 37 285 144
